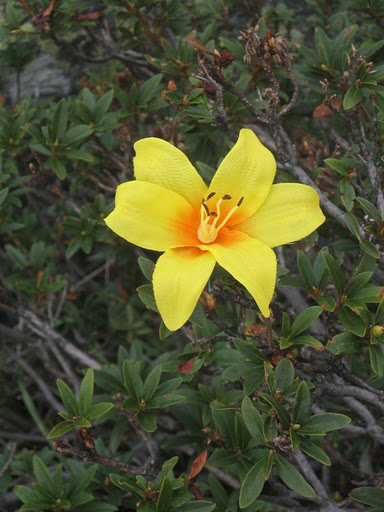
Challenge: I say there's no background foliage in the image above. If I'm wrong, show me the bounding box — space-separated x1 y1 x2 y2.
0 0 383 511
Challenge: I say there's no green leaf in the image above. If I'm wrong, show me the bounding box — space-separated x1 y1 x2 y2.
122 360 143 402
350 486 384 507
79 369 94 416
93 90 114 122
274 454 315 497
292 381 311 425
299 439 330 465
138 256 155 281
297 250 315 288
51 158 67 180
239 459 266 509
289 335 324 350
301 413 351 432
137 412 157 432
62 125 93 145
289 307 322 338
323 158 349 176
355 196 381 220
345 272 374 297
52 98 68 141
241 397 264 440
57 379 79 417
0 187 9 206
156 476 173 512
327 332 363 355
143 365 162 403
137 284 158 312
47 421 75 439
86 402 114 421
344 212 361 240
170 502 215 512
275 358 294 394
343 86 363 110
338 306 367 337
322 252 346 296
233 338 265 362
359 240 380 259
369 345 384 378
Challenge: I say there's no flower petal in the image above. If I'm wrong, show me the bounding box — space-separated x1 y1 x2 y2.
200 230 277 317
206 129 276 225
153 247 216 331
235 183 325 248
134 137 207 211
104 181 199 251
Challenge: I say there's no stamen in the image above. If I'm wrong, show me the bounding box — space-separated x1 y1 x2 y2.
216 200 243 231
211 194 232 228
202 202 210 216
237 196 244 207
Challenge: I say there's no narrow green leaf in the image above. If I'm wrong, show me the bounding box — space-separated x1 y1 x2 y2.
355 196 381 220
86 402 114 421
169 502 215 512
359 240 380 259
343 86 363 110
52 98 68 141
350 486 384 506
345 272 374 296
327 331 363 355
93 90 114 122
275 454 316 498
275 358 295 394
137 412 157 432
79 369 94 416
292 381 311 425
289 306 323 338
233 338 265 362
143 365 162 403
57 379 79 417
0 187 9 206
299 438 331 465
322 252 346 295
62 125 93 145
47 421 75 439
297 250 315 288
138 256 155 281
156 476 173 512
122 360 143 402
369 345 384 377
239 460 265 509
241 397 264 440
289 335 324 350
338 307 367 336
344 212 361 240
301 413 351 432
323 158 349 176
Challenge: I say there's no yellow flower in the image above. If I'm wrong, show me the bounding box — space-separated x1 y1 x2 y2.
105 129 325 331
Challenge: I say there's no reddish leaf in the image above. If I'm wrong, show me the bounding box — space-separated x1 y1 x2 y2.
189 449 207 480
313 104 334 118
176 359 194 375
185 37 220 57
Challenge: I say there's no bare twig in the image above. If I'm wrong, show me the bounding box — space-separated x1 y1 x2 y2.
55 439 156 476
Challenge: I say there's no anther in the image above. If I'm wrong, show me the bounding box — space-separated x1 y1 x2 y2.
210 212 218 217
207 192 216 200
237 196 244 207
222 194 232 200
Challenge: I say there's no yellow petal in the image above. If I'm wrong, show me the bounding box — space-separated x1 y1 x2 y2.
104 181 199 251
206 129 276 225
200 230 276 317
134 137 207 212
236 183 325 248
153 247 216 331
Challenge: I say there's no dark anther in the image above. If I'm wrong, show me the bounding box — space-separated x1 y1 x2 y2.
237 197 244 207
210 212 218 217
202 202 210 215
222 194 232 200
207 192 216 200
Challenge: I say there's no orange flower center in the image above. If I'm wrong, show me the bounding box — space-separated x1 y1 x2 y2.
197 192 244 244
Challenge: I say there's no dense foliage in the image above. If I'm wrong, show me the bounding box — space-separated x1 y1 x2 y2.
0 1 383 511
